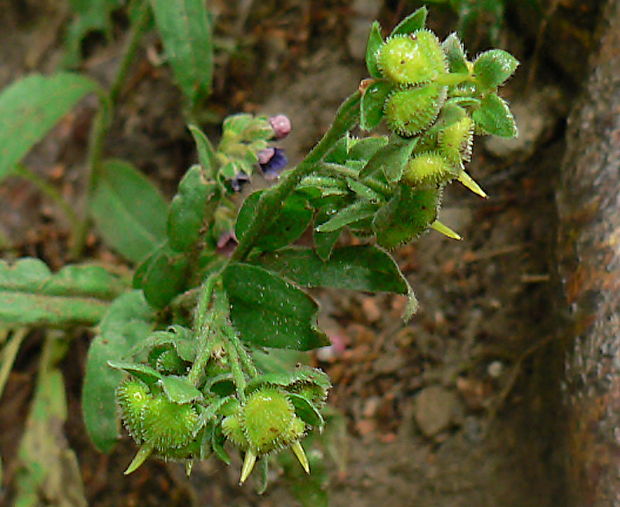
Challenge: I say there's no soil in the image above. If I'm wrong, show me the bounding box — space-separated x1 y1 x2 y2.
0 0 603 505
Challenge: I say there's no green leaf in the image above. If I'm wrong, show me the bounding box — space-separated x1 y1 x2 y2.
129 326 196 363
245 366 331 393
372 185 440 249
315 201 377 233
149 0 213 105
472 93 518 138
160 375 203 404
365 21 383 78
91 159 168 263
236 191 312 251
359 135 418 182
442 33 469 74
390 6 428 36
14 337 87 507
347 136 389 161
107 360 162 385
63 0 123 67
289 393 324 427
188 125 217 175
0 258 123 328
167 165 218 251
223 263 328 351
0 73 97 182
360 80 393 131
82 291 155 452
254 245 409 294
473 49 519 89
133 242 189 309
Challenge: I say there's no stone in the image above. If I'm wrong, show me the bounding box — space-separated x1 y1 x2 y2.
413 385 462 438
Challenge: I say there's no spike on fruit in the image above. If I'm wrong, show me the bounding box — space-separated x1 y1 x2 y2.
240 450 257 485
457 171 487 198
291 441 310 474
124 442 154 475
431 220 462 240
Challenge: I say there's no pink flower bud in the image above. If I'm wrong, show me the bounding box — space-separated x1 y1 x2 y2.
269 115 292 139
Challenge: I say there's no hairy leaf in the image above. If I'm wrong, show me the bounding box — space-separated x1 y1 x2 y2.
82 291 155 452
223 263 328 351
150 0 213 105
365 21 383 78
236 191 312 251
391 6 428 36
359 135 418 182
91 159 168 263
472 93 517 138
255 245 409 294
0 73 97 182
360 80 393 131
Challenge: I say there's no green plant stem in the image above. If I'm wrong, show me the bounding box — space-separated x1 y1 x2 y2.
230 91 362 262
221 326 247 403
71 0 151 258
12 164 82 233
0 329 28 399
187 273 220 386
223 324 257 377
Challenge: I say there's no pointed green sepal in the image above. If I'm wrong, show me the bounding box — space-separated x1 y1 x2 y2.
431 220 462 240
291 441 310 474
240 450 257 485
457 171 487 198
124 442 155 475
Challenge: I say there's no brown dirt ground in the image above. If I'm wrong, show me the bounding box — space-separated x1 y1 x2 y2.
0 0 600 505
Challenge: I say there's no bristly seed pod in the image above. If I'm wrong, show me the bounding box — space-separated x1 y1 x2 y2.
222 413 249 450
384 85 446 137
117 379 152 442
403 151 456 186
142 396 199 451
242 387 296 454
439 115 474 164
377 30 447 85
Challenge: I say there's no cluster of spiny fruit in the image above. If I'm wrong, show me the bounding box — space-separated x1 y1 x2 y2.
114 332 330 483
350 13 519 246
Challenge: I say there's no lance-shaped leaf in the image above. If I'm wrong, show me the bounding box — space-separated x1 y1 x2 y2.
391 6 427 36
442 33 469 74
160 375 203 404
223 263 328 351
365 21 383 78
0 258 124 328
167 165 218 251
150 0 213 105
91 159 168 263
0 73 97 182
255 245 409 295
188 125 217 175
236 191 312 251
82 291 155 452
360 80 393 131
314 201 378 233
359 135 418 182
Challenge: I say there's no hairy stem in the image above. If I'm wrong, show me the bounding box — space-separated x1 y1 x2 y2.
231 91 361 262
71 0 151 257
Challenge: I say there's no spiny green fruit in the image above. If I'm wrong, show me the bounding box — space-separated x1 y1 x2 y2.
281 417 306 443
377 31 447 85
222 413 249 450
403 151 456 186
242 388 295 454
373 185 441 249
384 85 446 136
117 379 152 442
439 115 474 164
142 396 199 451
155 348 186 374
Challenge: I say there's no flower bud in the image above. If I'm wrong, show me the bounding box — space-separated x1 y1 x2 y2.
269 115 292 139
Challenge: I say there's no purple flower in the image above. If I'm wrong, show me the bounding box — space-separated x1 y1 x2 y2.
259 148 288 180
269 115 292 139
230 170 250 192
